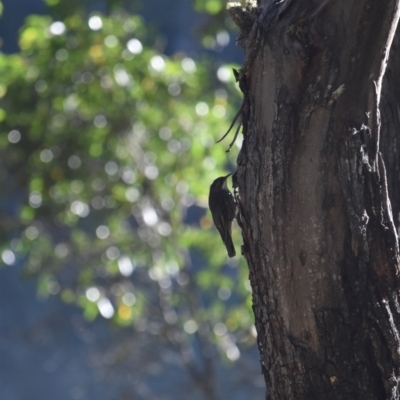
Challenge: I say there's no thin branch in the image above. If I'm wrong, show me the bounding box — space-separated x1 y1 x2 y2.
226 119 243 152
216 103 244 144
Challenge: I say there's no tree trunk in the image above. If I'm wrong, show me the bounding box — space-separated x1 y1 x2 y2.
231 1 400 398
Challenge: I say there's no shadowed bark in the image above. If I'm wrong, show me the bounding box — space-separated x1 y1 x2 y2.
230 0 400 398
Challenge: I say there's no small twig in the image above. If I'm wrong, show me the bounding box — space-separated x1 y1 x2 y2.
226 120 243 152
216 102 244 143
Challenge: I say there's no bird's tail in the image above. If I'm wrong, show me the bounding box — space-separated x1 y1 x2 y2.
224 233 236 258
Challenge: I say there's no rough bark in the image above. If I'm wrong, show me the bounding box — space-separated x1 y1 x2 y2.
231 1 400 399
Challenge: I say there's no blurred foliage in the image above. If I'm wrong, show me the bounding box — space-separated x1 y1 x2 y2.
41 0 243 53
0 5 255 368
194 0 243 51
195 0 226 15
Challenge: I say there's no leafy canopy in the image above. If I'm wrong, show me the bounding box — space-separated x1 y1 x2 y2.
0 6 254 361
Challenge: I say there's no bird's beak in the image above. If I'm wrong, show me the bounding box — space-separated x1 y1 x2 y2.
222 174 232 190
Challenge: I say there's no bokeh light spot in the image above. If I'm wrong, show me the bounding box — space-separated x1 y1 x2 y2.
226 345 241 361
68 155 81 169
88 16 103 31
213 104 226 118
159 127 172 141
29 191 42 208
213 322 227 336
105 161 118 175
217 66 231 82
25 226 39 240
184 320 198 334
195 102 209 116
86 287 100 302
181 57 196 73
113 64 130 86
216 30 230 47
144 165 159 180
106 246 120 260
118 256 135 276
218 287 231 300
40 149 53 163
157 222 172 237
96 225 110 239
8 130 21 143
55 49 68 61
49 21 66 36
97 298 114 319
94 114 107 128
2 249 16 266
127 38 143 54
150 55 165 72
168 82 181 96
118 304 132 320
104 35 118 48
70 180 84 194
122 292 136 306
55 243 69 258
125 187 139 203
70 201 90 217
143 207 158 226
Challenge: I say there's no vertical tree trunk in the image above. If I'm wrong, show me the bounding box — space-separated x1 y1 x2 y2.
232 1 400 398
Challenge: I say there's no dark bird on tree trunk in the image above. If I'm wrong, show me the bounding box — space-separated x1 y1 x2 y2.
209 174 237 257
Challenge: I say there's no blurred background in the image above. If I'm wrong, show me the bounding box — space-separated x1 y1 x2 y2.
0 0 264 399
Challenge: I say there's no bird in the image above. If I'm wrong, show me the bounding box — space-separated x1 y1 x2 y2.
208 174 237 257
